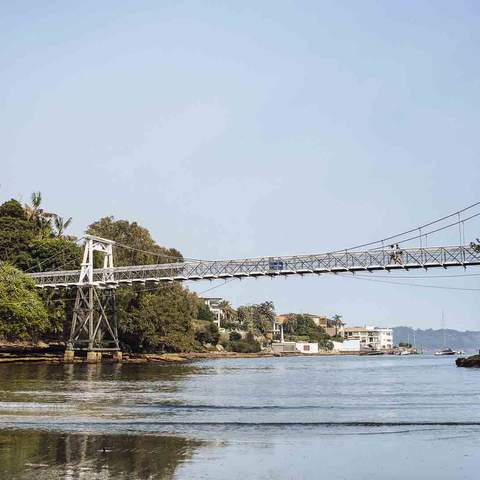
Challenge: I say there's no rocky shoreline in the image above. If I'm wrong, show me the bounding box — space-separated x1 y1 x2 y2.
0 341 353 364
0 350 276 364
456 354 480 368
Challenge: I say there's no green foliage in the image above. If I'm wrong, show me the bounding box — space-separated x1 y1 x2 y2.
24 192 57 238
219 300 238 326
228 340 261 353
87 216 183 266
0 197 80 271
118 284 197 353
0 263 49 341
229 331 242 341
399 342 412 348
194 320 220 346
52 216 72 237
197 302 214 321
0 199 27 219
222 331 261 353
24 237 82 272
330 314 344 328
283 314 333 349
87 215 198 352
237 301 275 335
0 200 36 267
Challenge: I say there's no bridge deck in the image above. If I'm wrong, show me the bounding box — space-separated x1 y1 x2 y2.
28 245 480 288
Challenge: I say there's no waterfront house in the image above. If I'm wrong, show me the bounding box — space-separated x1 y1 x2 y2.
201 297 225 329
271 341 319 354
342 326 393 350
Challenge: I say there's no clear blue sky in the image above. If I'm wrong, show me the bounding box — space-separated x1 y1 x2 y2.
1 1 479 329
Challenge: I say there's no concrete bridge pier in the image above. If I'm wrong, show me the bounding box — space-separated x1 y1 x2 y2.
113 351 123 362
63 350 75 363
86 351 102 363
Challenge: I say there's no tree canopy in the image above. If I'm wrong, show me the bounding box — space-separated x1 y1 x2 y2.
87 216 182 266
0 264 49 342
283 314 333 349
118 284 197 352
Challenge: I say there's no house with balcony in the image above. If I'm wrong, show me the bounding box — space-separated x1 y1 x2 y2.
342 326 393 351
201 297 225 329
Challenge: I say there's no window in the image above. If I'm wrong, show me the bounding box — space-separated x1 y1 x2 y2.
304 345 310 351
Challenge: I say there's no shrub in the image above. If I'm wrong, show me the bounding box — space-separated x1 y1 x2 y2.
229 331 242 341
195 321 220 346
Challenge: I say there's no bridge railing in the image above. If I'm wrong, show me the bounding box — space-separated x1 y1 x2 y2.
27 245 480 288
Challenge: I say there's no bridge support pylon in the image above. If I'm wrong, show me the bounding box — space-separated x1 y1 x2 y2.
66 235 121 361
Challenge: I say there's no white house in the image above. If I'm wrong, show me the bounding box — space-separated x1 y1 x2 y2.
294 342 319 354
201 297 225 329
271 342 319 354
342 326 393 350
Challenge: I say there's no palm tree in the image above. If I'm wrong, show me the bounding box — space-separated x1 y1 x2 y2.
53 215 72 237
25 191 53 236
25 191 42 222
219 300 237 327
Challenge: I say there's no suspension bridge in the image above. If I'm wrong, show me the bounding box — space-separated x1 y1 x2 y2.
24 202 480 361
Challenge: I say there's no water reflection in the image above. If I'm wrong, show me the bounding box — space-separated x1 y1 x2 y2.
0 429 202 480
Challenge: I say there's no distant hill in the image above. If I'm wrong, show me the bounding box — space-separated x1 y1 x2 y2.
393 326 480 352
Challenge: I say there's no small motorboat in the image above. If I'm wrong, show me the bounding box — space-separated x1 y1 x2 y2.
434 348 456 356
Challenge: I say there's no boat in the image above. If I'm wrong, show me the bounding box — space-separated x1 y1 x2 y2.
434 348 456 356
434 310 456 356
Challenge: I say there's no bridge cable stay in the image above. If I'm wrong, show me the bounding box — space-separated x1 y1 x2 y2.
329 200 480 254
368 211 480 250
24 237 85 273
112 241 205 262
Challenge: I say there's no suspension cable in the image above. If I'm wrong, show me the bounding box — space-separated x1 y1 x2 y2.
24 237 84 273
331 200 480 253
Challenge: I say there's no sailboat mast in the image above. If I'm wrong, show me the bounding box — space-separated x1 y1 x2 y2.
442 309 446 348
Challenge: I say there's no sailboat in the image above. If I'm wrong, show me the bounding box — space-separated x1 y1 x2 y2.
434 310 456 356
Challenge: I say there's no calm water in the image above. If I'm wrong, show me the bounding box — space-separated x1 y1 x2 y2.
0 355 479 479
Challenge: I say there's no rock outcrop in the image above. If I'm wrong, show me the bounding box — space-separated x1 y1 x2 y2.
456 354 480 368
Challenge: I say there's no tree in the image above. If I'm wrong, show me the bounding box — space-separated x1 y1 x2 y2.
219 299 238 327
87 216 182 266
0 200 36 267
53 215 72 238
25 237 82 272
118 283 197 353
283 313 333 349
86 216 197 352
471 239 480 253
237 301 275 335
194 320 219 346
24 192 54 238
222 330 261 353
0 263 49 342
197 302 214 321
331 314 344 328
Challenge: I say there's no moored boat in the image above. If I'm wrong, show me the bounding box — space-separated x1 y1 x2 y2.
434 348 456 356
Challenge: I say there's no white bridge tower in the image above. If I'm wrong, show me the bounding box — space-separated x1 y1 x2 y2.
64 235 121 362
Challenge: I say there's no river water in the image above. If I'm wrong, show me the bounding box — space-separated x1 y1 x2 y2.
0 355 479 479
